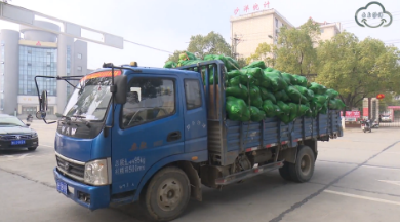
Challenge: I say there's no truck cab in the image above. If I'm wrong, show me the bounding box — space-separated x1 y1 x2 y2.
50 64 207 220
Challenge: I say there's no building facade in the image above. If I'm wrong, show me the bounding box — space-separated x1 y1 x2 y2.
0 21 88 115
231 9 294 60
313 21 342 47
231 9 342 61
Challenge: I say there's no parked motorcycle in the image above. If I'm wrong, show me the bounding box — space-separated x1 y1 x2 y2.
361 119 372 133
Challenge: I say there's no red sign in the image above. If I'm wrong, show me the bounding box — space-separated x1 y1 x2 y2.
346 111 360 118
253 3 259 11
363 108 368 117
36 41 41 46
234 2 271 15
234 7 239 15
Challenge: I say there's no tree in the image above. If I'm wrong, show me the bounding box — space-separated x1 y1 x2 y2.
246 42 273 66
187 31 231 59
165 50 185 63
237 58 247 69
300 19 322 45
316 32 400 109
274 19 319 75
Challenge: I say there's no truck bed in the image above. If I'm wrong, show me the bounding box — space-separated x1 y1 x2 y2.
208 110 343 165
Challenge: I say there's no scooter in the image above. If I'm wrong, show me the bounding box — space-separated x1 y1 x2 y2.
361 120 372 133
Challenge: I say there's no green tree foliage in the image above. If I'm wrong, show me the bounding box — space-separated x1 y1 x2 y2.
166 50 185 63
300 19 322 45
246 42 273 66
187 31 231 59
273 19 319 75
237 58 247 69
316 32 400 109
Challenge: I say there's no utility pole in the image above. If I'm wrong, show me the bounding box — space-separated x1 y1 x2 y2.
232 34 242 60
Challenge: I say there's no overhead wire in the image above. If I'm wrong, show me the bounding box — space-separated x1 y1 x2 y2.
123 39 174 54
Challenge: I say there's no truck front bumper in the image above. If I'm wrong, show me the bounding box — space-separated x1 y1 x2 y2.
53 168 111 211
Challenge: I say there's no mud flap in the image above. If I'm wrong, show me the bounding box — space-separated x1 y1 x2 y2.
181 162 202 201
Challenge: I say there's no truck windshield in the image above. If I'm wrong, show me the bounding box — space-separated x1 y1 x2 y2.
63 77 113 120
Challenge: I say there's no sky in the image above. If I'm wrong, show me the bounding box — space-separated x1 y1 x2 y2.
1 0 399 71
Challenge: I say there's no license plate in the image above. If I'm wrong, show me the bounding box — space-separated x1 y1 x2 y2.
11 140 26 145
56 180 68 195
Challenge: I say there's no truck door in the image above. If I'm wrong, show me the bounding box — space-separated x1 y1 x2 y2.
111 75 185 194
183 78 207 153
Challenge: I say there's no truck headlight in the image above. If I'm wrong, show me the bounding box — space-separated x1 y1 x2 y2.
84 159 111 186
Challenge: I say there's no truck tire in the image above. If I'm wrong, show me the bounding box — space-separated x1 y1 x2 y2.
278 162 292 181
140 168 191 222
288 145 315 183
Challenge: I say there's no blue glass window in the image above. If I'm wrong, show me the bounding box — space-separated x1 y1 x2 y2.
18 46 57 96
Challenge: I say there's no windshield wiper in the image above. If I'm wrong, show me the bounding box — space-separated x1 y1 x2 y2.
72 115 86 119
61 115 71 120
71 115 91 127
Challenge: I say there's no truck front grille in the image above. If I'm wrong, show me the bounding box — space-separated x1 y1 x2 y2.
56 154 85 181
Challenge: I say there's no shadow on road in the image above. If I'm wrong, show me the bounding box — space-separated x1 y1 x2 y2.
112 172 289 221
0 149 34 155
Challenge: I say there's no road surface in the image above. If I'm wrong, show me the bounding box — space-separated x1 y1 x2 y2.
1 120 400 222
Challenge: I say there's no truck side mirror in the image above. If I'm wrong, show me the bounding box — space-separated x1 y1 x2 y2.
114 75 127 104
40 90 48 111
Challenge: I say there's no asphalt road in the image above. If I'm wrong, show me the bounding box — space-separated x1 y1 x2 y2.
1 120 400 222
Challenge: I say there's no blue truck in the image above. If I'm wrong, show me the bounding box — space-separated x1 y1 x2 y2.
35 60 343 222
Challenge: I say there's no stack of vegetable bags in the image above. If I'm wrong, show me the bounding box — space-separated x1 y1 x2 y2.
164 52 346 123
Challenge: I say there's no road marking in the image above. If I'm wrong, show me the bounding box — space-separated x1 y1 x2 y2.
324 190 400 206
40 144 53 148
361 165 400 171
0 155 49 162
16 154 29 159
378 180 400 187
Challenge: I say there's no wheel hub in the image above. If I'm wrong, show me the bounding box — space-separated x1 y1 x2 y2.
157 179 183 212
300 154 311 176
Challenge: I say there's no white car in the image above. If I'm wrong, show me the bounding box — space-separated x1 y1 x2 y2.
381 115 391 122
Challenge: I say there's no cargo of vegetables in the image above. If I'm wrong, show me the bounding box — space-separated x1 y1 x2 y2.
164 54 345 123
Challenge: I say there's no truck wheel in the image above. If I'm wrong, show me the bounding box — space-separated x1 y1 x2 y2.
140 168 191 222
288 146 315 183
278 162 292 181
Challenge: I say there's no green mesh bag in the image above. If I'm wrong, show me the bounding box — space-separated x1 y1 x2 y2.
259 87 277 104
244 61 267 70
250 106 266 122
226 85 248 100
326 89 339 99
